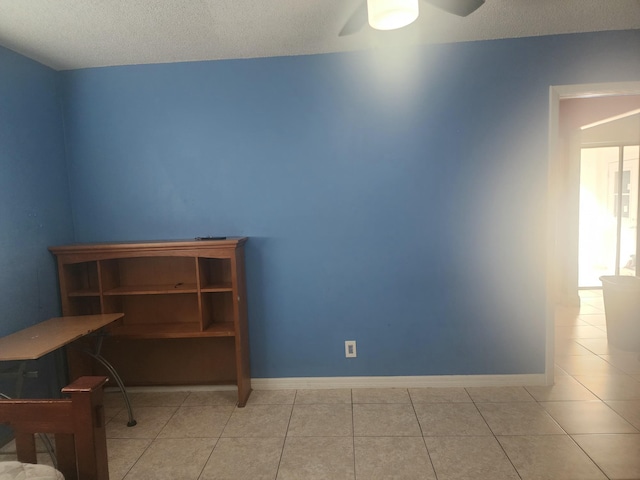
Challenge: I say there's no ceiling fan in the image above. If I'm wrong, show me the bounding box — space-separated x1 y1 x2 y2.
339 0 485 36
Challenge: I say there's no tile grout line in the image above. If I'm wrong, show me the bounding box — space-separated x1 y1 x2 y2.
272 389 297 480
559 292 618 479
408 389 441 480
465 387 524 480
351 389 357 480
193 390 233 480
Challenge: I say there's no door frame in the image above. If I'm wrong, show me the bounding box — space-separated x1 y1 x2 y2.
546 82 640 385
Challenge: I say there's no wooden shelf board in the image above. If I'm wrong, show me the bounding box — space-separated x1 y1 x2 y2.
109 322 235 339
201 284 233 293
103 284 198 295
68 289 100 297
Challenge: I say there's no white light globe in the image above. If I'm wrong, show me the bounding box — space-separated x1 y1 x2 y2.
367 0 419 31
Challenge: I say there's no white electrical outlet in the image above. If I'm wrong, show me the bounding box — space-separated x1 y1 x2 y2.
345 340 357 358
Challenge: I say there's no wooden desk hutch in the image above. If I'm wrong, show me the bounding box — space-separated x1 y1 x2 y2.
49 238 251 406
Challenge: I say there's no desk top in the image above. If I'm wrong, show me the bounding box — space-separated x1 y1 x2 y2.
0 314 124 361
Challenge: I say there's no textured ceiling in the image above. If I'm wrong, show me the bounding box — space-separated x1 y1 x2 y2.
0 0 639 71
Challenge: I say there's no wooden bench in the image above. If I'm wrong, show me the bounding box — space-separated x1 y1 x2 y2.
0 376 109 480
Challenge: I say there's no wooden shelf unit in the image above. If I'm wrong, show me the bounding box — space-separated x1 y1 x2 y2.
49 238 251 406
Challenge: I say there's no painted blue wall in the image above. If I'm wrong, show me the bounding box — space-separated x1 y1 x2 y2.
0 45 74 334
59 30 640 378
0 46 74 402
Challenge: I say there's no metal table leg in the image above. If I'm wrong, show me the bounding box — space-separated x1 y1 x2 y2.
79 334 137 427
0 361 38 398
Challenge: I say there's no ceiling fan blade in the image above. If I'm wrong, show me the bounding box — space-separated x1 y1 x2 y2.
339 1 368 36
423 0 485 17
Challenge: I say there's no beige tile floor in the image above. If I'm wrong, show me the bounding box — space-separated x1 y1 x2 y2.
2 289 640 479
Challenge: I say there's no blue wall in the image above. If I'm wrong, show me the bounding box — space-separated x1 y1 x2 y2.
0 46 74 402
0 46 73 334
57 30 640 379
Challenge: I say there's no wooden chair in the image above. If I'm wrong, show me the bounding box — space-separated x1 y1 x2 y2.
0 376 109 480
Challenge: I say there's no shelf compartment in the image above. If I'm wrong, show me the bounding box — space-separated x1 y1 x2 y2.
201 291 235 332
198 258 232 291
103 294 200 326
63 261 99 296
66 296 102 316
101 256 197 291
97 337 237 386
109 322 235 339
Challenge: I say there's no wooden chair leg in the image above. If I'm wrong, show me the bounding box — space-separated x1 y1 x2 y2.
14 432 37 464
63 377 109 480
55 433 77 480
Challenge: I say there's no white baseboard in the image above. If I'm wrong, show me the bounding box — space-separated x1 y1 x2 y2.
105 373 548 393
251 374 548 390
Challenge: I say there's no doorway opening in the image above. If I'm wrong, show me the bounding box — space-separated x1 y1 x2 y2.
547 82 640 385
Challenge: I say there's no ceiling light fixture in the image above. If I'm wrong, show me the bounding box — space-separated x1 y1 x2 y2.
367 0 419 31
